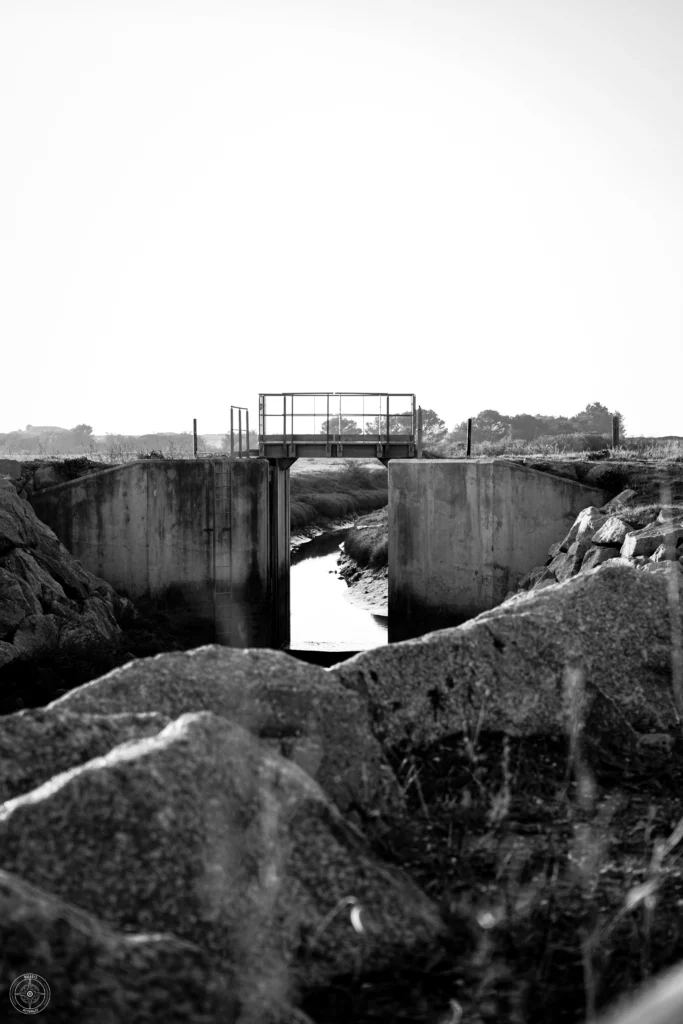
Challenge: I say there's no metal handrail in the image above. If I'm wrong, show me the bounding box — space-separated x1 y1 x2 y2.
258 393 416 449
230 406 250 458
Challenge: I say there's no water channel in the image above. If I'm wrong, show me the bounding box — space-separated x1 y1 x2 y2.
287 528 388 666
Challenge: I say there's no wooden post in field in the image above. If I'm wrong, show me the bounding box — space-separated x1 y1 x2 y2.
417 406 423 458
466 418 473 458
612 415 620 449
193 419 198 458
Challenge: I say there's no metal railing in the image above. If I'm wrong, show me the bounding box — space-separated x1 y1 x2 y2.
230 406 251 458
258 393 416 446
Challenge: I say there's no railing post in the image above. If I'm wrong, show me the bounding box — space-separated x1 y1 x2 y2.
246 409 250 455
238 408 243 457
612 415 620 449
193 418 198 459
466 418 473 458
417 406 423 458
230 408 234 457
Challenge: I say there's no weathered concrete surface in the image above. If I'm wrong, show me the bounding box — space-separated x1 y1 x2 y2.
29 459 273 647
388 459 607 639
0 713 444 1020
0 869 236 1023
0 709 170 803
333 561 683 750
47 645 402 819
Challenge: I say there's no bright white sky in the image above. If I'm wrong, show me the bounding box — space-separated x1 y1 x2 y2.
1 0 681 437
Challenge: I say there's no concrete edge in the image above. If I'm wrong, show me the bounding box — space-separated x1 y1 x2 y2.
388 458 608 498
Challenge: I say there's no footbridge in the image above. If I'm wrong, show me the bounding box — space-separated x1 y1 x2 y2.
256 393 418 463
27 392 609 652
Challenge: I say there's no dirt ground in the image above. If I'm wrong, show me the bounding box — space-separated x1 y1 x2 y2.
301 731 683 1024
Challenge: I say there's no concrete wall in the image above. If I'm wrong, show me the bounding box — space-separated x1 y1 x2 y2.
388 459 607 641
29 459 275 647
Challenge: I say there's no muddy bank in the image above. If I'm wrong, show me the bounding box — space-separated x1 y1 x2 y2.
337 508 389 613
291 514 362 554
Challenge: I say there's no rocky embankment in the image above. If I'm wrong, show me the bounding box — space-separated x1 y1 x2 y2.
4 458 683 1020
0 477 140 711
515 487 683 597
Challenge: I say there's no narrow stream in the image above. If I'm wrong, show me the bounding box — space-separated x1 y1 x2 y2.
287 529 388 660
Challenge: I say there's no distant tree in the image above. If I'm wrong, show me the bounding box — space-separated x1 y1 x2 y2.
449 409 511 442
364 414 412 436
71 423 93 437
417 408 447 442
320 417 362 435
572 402 626 437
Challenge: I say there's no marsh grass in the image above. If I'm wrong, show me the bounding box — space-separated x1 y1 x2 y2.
438 437 683 461
343 523 389 569
290 461 387 529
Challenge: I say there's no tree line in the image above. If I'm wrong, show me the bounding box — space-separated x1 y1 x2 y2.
318 402 625 445
0 402 626 456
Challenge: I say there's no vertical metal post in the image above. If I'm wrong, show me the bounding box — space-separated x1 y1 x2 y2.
326 393 330 448
238 408 242 457
417 406 423 458
339 392 342 442
412 395 416 440
612 415 620 448
246 410 250 455
193 418 198 458
386 394 390 446
291 394 294 445
230 408 234 457
466 418 473 458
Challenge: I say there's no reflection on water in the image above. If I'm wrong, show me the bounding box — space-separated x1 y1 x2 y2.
288 529 388 652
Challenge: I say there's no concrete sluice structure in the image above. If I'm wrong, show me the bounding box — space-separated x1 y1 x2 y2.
388 459 606 641
29 458 606 652
30 459 292 649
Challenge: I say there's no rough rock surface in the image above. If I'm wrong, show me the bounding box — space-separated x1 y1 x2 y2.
330 562 683 750
0 868 236 1023
0 708 170 803
46 645 402 819
0 713 444 1020
591 515 635 547
0 478 136 682
621 518 683 559
516 484 683 599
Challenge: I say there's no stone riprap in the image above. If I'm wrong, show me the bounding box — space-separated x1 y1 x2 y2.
0 868 237 1023
0 713 444 1022
513 489 683 598
0 478 136 672
46 645 403 820
331 561 683 750
0 708 170 803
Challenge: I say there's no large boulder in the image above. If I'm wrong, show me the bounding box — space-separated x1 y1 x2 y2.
0 708 170 803
0 713 444 1020
47 645 402 820
0 869 236 1023
579 545 622 573
330 561 683 750
620 518 683 559
591 516 635 547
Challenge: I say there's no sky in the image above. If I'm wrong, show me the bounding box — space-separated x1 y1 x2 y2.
1 0 681 437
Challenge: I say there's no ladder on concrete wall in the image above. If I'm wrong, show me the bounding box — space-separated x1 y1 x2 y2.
213 460 232 644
